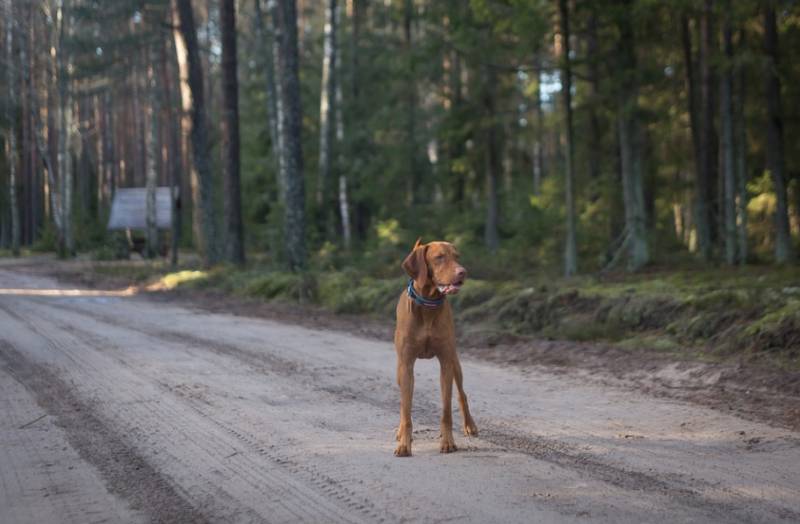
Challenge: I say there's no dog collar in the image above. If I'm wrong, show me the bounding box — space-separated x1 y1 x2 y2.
407 279 445 308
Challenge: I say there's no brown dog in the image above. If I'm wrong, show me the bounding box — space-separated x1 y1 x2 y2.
393 239 478 457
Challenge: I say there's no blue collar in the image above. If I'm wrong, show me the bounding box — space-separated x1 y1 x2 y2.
407 278 445 308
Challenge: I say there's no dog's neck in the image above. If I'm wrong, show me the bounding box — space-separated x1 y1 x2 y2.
408 279 445 308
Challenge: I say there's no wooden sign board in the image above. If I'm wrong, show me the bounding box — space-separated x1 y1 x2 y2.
107 187 175 230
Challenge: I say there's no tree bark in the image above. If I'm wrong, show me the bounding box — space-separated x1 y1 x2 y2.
559 0 577 276
403 0 418 205
161 33 182 267
4 0 20 256
253 0 281 179
175 0 219 266
531 54 544 196
616 3 649 271
57 0 74 256
719 9 737 265
763 3 793 263
220 0 245 264
697 2 716 260
334 0 349 249
274 0 306 270
145 47 160 259
266 0 287 196
317 0 337 207
483 66 500 254
733 31 748 264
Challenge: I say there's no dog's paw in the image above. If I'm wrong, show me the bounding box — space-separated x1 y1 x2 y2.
440 436 457 453
394 444 412 457
463 420 478 437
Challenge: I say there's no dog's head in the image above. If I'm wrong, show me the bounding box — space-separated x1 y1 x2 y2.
402 238 467 295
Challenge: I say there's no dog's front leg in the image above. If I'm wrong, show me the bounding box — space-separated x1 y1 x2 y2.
394 359 415 457
439 359 457 453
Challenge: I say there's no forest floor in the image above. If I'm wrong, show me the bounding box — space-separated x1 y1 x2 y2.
1 256 800 523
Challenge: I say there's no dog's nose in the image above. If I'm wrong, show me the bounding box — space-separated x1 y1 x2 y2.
455 267 466 279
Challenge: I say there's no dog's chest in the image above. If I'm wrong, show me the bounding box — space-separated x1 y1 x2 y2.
409 326 453 359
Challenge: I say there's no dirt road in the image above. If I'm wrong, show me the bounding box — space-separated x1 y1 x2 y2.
1 264 799 524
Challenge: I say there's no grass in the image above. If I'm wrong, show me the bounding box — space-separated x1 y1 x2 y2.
80 260 800 370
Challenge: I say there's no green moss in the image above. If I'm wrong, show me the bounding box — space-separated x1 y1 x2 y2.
617 334 684 353
236 271 316 302
160 270 209 289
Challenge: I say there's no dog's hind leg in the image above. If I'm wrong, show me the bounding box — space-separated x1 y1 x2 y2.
453 358 478 437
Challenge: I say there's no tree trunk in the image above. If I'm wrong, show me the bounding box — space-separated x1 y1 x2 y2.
483 67 500 254
529 53 544 197
162 26 182 267
719 9 737 265
145 47 160 259
559 0 577 276
57 0 74 256
403 0 418 205
763 3 793 263
220 0 245 265
4 0 20 256
697 2 717 260
616 4 649 271
334 1 349 249
733 32 748 264
172 3 197 252
266 0 287 196
586 5 601 190
338 175 351 250
175 0 219 266
274 0 306 270
253 0 281 178
317 0 337 207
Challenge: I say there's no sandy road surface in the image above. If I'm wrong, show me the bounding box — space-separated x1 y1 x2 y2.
0 265 799 523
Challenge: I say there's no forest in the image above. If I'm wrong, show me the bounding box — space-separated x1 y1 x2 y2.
1 0 799 277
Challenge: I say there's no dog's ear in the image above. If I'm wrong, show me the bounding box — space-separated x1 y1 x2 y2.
402 242 429 289
412 237 422 250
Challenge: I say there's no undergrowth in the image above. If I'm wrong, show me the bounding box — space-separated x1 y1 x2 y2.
90 261 800 369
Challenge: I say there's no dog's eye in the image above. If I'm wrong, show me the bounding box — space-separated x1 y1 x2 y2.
436 255 445 262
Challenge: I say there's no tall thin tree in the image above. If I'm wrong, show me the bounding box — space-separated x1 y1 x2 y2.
57 0 74 256
616 2 649 271
175 0 218 266
4 0 20 256
719 7 737 265
145 45 160 259
317 0 337 208
220 0 245 264
763 2 793 263
274 0 306 269
559 0 577 276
